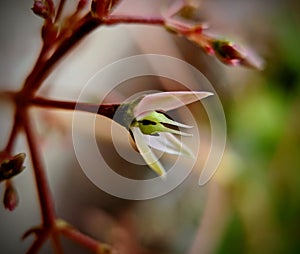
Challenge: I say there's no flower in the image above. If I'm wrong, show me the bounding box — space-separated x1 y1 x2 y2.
115 91 213 177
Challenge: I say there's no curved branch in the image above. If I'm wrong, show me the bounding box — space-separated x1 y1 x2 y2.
22 13 102 95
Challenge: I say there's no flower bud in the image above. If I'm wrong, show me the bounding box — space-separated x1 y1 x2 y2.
211 38 264 69
211 39 244 66
32 0 55 20
165 17 264 70
3 181 18 211
0 153 26 182
91 0 120 19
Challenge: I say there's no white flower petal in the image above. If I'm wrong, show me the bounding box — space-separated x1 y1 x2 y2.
145 132 195 158
131 127 166 177
134 91 213 120
143 133 180 155
159 118 193 129
163 132 195 158
163 127 193 137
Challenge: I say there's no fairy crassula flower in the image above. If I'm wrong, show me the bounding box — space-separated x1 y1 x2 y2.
115 91 213 177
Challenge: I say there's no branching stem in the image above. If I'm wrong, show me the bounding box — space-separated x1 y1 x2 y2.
60 226 110 253
0 5 182 254
25 230 48 254
22 13 102 95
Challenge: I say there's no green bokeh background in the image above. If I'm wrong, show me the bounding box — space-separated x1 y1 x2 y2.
216 4 300 253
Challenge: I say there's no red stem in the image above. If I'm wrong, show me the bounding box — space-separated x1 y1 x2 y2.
31 97 119 120
60 227 110 253
51 232 64 254
22 13 102 95
25 230 49 254
3 9 170 254
21 13 166 96
5 110 21 154
55 0 66 22
22 108 56 227
105 15 165 25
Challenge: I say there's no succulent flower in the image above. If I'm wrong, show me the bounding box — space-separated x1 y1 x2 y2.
115 91 213 177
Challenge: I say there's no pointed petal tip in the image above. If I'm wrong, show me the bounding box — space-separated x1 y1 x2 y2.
149 162 167 178
177 131 193 137
198 178 208 186
180 145 195 158
186 125 194 129
161 117 194 129
166 128 193 137
185 150 195 159
160 173 167 180
194 91 214 99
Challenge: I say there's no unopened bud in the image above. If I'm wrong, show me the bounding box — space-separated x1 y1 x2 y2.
212 39 244 65
211 38 264 69
32 0 55 20
3 181 18 211
91 0 120 19
0 153 26 182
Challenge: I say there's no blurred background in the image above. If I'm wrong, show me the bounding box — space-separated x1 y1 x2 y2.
0 0 300 253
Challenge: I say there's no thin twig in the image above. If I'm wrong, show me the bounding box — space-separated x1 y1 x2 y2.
105 15 165 25
25 230 49 254
60 227 112 253
21 13 167 96
22 108 56 227
55 0 66 23
51 232 64 254
5 110 21 154
22 13 102 95
31 97 119 119
0 91 15 100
